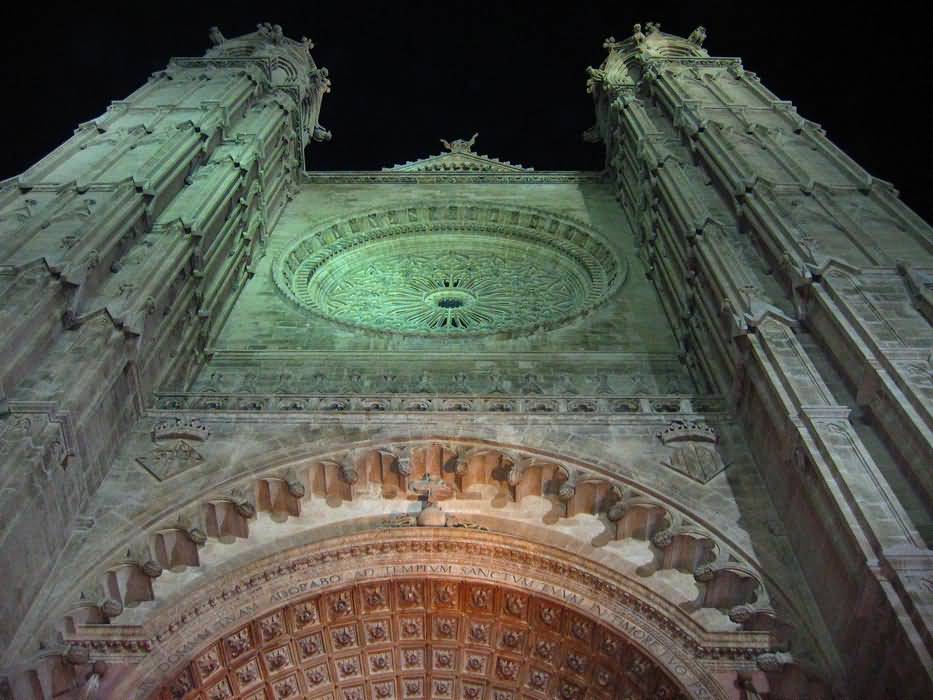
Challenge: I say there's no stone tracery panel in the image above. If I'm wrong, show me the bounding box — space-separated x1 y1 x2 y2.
153 578 687 700
273 203 625 338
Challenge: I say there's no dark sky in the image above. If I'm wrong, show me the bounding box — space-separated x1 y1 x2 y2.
3 2 931 222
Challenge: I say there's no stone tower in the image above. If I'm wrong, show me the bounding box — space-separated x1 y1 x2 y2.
0 22 930 700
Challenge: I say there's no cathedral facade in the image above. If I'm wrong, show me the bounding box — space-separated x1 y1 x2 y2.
0 22 930 700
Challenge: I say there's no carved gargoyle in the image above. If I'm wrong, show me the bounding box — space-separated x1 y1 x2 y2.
440 133 479 154
208 26 225 46
688 25 707 47
633 23 646 46
312 124 333 142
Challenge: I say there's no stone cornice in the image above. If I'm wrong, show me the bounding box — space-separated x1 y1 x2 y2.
153 393 724 416
300 171 605 185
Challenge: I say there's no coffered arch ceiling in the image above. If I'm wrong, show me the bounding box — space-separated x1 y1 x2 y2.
149 575 693 700
99 531 739 700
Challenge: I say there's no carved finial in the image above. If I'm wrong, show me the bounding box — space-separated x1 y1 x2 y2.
632 24 646 47
208 26 226 46
440 133 479 154
645 22 661 35
687 25 707 47
300 36 315 53
256 22 283 43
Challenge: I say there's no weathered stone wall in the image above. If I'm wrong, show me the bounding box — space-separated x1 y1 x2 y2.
587 25 932 697
0 25 329 651
5 411 833 700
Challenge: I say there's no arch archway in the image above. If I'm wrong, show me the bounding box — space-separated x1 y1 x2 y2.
12 438 821 700
149 575 690 700
100 529 742 700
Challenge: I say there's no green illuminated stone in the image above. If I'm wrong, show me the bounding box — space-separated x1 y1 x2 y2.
274 203 624 337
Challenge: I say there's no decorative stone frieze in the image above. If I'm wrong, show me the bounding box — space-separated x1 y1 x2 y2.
69 532 792 700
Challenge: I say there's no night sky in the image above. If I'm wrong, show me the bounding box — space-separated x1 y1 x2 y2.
3 2 931 222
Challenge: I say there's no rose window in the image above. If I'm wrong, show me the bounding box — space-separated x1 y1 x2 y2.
274 204 624 337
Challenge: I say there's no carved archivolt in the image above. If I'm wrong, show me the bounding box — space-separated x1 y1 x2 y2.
148 577 689 700
60 439 780 649
80 531 772 700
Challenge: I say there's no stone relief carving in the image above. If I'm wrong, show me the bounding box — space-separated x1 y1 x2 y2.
1 17 924 700
687 26 707 46
272 202 623 338
135 439 204 481
385 133 531 173
656 420 725 483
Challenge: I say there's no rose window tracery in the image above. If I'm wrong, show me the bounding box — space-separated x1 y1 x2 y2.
274 204 624 337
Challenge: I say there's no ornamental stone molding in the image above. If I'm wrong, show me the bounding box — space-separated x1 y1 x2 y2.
273 203 624 337
383 134 531 173
302 172 603 185
586 21 933 698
